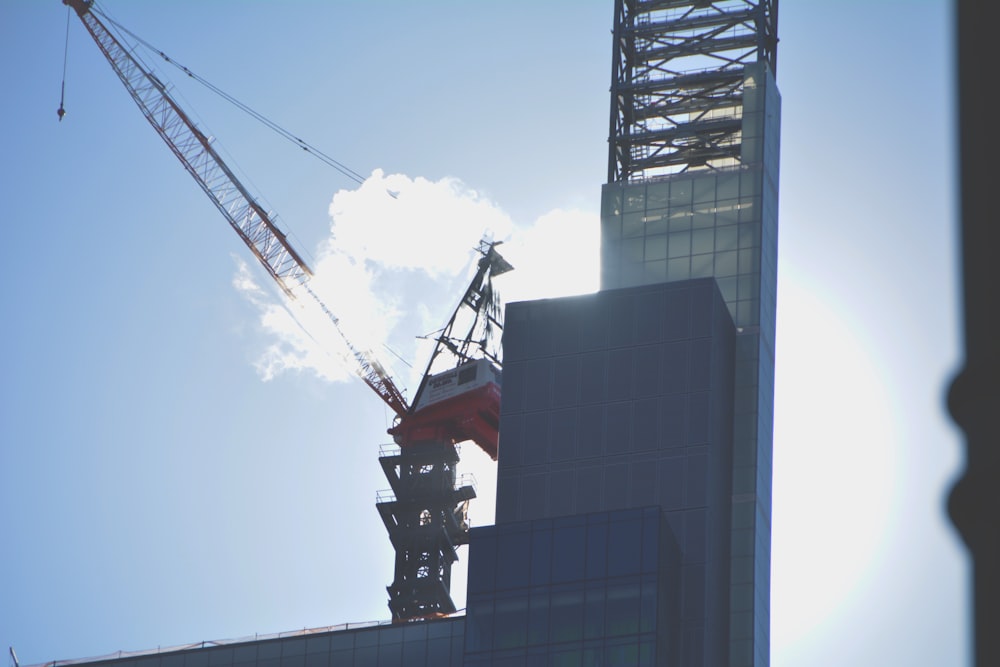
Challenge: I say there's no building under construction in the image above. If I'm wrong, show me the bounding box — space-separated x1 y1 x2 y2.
39 0 780 665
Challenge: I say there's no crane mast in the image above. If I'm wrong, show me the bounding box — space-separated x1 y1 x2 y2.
63 0 409 418
66 0 508 623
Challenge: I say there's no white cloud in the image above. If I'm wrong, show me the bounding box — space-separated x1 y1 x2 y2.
234 170 600 394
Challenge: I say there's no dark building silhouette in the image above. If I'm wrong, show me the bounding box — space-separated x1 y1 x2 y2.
33 2 780 666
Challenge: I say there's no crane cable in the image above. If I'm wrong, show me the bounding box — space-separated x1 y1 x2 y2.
91 4 369 186
57 5 71 121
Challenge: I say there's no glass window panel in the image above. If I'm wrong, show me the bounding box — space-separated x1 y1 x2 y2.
715 225 738 252
257 642 283 659
303 654 326 667
645 234 667 261
646 182 669 209
738 197 760 222
716 199 740 225
740 170 760 197
691 228 714 255
493 595 529 649
690 253 713 278
644 212 668 235
377 627 403 646
608 516 643 576
669 179 692 206
685 453 708 507
552 356 579 407
466 599 493 651
579 351 607 404
302 639 330 656
634 346 662 397
605 401 632 454
682 564 706 619
552 523 587 583
402 623 428 643
717 276 738 302
717 172 739 199
632 398 659 449
662 396 687 448
605 463 629 510
692 210 715 229
643 259 667 283
497 528 532 589
606 582 641 636
688 391 709 444
623 237 644 264
584 586 606 639
737 299 759 327
549 588 585 643
578 408 604 457
630 460 657 502
641 513 660 573
625 187 645 212
353 646 377 667
622 211 644 238
553 647 584 667
185 655 208 667
586 520 608 578
282 639 307 657
692 175 717 204
607 348 633 400
576 466 603 513
667 257 690 281
668 210 692 232
468 530 496 594
738 248 759 274
529 523 552 585
279 656 303 667
689 339 710 392
640 581 658 633
426 638 451 665
667 231 691 258
528 590 550 645
738 222 759 248
234 646 258 663
522 412 549 465
658 456 684 508
738 275 759 301
715 250 738 277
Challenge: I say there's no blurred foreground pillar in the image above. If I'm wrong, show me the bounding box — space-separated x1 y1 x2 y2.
947 2 1000 667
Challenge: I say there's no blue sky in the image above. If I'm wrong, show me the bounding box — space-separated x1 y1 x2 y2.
0 2 963 666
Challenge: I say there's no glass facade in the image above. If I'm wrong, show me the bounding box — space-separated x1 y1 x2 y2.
464 507 676 666
495 278 736 666
600 61 781 667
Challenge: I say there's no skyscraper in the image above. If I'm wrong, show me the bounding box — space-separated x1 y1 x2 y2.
467 1 780 665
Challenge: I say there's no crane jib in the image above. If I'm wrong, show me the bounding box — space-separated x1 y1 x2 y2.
65 0 411 418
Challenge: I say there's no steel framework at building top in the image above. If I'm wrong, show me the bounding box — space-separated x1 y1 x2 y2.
608 0 778 182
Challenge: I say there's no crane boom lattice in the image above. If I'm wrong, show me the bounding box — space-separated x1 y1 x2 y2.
64 0 409 418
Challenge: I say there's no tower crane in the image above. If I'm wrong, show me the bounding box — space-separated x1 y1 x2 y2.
63 0 509 621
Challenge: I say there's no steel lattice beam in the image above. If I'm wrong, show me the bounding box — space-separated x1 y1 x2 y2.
608 0 778 181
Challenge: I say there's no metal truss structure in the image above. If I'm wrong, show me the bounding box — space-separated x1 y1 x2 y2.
65 0 410 418
377 442 476 620
608 0 778 182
